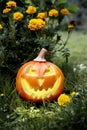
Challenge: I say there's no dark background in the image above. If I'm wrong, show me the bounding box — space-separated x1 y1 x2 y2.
68 0 87 30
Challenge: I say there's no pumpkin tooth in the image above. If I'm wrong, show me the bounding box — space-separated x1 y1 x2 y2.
35 90 41 99
30 88 41 99
47 88 52 92
41 88 46 94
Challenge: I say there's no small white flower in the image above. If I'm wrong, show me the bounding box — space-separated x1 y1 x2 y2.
76 92 79 96
6 115 10 119
73 67 77 72
79 64 86 70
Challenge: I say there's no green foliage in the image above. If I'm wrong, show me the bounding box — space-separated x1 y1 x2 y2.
0 30 87 129
0 64 87 130
0 0 78 74
58 0 67 4
68 4 79 13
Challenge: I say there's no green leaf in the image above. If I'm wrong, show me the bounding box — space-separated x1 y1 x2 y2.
58 0 66 4
25 0 32 4
40 1 45 10
51 0 55 4
68 4 79 13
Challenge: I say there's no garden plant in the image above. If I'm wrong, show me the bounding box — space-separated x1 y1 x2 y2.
0 0 87 130
0 0 78 73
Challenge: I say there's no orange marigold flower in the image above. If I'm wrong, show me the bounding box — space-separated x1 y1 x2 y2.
13 12 24 21
28 19 45 31
0 24 3 30
6 1 16 7
58 94 71 106
68 24 74 30
0 93 5 97
3 8 11 14
49 9 59 17
60 8 69 15
71 91 76 96
26 6 37 14
37 12 46 19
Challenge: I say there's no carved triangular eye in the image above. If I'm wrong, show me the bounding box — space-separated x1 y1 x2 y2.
44 66 55 76
27 66 37 76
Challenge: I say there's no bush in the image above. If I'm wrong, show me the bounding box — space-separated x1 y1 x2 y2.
0 0 78 74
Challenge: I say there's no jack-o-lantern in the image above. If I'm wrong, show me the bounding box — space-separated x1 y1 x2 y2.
16 48 64 102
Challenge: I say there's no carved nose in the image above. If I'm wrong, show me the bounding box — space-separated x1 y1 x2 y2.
38 78 44 86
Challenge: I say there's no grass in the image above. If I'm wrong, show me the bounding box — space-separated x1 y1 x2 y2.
0 31 87 130
62 30 87 65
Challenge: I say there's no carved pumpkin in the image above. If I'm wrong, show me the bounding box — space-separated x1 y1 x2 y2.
16 48 64 102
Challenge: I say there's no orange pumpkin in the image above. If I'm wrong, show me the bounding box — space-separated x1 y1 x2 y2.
16 48 64 102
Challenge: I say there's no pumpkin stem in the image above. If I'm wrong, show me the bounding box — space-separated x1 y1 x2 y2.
34 48 47 62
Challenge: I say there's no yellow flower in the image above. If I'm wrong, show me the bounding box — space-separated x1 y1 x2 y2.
0 93 5 97
13 12 24 21
3 8 11 14
49 9 59 17
6 1 16 7
37 12 46 19
60 8 69 15
28 19 45 31
68 24 74 30
58 94 71 106
71 91 76 96
0 24 3 30
26 6 37 14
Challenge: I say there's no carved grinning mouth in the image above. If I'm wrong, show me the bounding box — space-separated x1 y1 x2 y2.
21 76 61 100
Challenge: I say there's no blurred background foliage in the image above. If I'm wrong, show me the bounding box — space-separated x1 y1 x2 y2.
68 0 87 30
